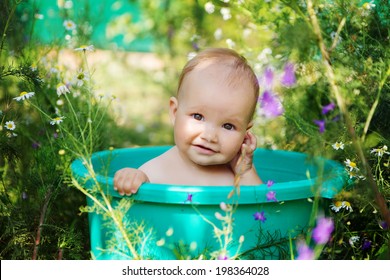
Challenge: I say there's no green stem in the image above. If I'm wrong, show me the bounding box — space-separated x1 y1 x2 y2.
362 64 390 142
0 0 22 60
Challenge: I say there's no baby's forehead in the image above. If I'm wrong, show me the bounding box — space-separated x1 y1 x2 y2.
187 59 250 87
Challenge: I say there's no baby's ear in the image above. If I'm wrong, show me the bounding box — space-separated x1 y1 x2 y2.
169 96 178 125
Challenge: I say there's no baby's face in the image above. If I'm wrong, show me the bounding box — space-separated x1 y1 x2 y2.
171 61 256 167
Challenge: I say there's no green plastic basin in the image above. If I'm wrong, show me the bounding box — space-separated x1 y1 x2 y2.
71 146 346 259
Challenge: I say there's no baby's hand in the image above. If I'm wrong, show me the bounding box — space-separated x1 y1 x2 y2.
113 168 149 196
231 131 257 176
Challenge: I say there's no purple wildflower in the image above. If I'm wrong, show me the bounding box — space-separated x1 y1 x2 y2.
331 114 340 122
296 240 315 260
266 191 277 202
321 102 336 115
262 67 274 89
217 254 228 260
362 239 372 250
253 211 267 222
313 119 326 133
266 180 274 187
379 220 388 230
32 141 41 149
280 63 296 87
258 90 284 119
192 42 199 51
185 193 193 203
312 216 334 244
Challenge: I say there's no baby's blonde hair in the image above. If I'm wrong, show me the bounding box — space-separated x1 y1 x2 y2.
177 48 259 103
177 48 259 97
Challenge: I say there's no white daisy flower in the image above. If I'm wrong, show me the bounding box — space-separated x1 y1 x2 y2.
50 116 65 125
72 68 89 87
342 201 353 212
4 120 16 130
332 141 344 150
330 201 343 212
362 1 375 10
63 19 76 31
344 159 358 171
13 91 35 101
370 145 389 157
56 83 70 96
74 45 94 52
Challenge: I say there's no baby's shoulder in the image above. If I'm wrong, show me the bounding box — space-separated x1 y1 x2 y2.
138 147 178 182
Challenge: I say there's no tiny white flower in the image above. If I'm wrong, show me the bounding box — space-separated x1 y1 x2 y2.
64 0 73 9
50 116 65 125
332 141 344 150
226 38 235 48
214 28 223 40
156 238 165 247
220 7 232 20
6 132 17 138
13 91 35 101
4 120 16 131
349 236 360 247
189 242 197 251
214 212 224 220
220 202 228 211
165 227 174 237
34 13 44 20
63 19 76 31
204 2 215 14
56 83 70 96
74 45 94 52
187 52 197 61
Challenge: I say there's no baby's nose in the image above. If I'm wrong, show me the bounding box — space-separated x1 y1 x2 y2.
201 124 217 142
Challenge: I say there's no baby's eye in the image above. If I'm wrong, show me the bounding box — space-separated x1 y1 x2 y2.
192 113 204 121
223 123 235 130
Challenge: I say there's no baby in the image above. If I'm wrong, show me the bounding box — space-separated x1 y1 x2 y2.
114 48 262 195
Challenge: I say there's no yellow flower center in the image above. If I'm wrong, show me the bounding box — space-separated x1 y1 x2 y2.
20 91 27 96
334 201 343 207
349 161 356 168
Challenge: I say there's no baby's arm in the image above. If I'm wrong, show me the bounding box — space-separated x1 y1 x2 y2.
231 131 263 185
113 168 149 195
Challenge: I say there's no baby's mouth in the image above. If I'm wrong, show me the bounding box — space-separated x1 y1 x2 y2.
193 144 217 154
